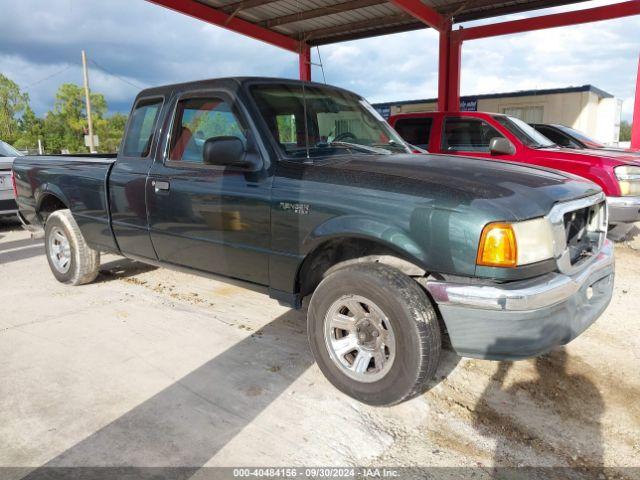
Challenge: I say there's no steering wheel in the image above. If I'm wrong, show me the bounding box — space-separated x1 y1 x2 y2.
333 132 357 142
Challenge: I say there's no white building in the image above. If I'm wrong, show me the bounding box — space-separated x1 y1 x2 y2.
374 85 623 146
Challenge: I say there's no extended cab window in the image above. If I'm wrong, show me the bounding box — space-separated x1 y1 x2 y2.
122 98 162 158
393 118 432 149
169 97 245 163
442 117 503 153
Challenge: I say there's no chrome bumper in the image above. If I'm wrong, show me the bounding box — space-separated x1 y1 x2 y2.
423 240 614 360
607 196 640 224
425 240 614 311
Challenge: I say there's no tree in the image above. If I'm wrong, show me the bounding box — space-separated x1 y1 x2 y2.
14 105 44 151
44 83 108 153
0 73 29 144
619 121 631 142
95 113 128 153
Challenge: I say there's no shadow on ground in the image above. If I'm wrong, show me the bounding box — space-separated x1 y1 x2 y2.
472 347 607 480
0 219 43 264
20 309 312 480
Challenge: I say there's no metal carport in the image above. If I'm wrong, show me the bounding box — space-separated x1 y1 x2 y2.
146 0 640 148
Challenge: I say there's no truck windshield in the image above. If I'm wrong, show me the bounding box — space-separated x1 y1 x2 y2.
555 124 605 148
494 115 556 149
250 84 410 159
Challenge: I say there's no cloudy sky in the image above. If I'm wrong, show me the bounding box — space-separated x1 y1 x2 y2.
0 0 638 120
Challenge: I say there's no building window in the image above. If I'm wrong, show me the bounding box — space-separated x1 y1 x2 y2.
502 106 544 124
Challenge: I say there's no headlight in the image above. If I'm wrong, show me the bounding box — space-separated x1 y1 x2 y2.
615 165 640 196
477 218 554 268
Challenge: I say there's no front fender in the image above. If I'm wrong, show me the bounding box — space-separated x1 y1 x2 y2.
304 215 429 267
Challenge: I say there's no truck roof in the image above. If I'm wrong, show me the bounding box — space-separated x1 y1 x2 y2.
136 76 358 100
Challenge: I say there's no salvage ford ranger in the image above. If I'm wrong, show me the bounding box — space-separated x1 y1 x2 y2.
13 78 614 405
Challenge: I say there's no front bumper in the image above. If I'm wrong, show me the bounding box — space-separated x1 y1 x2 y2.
424 240 615 360
607 196 640 224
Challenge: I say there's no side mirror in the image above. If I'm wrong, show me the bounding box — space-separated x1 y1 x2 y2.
489 137 515 156
202 136 261 170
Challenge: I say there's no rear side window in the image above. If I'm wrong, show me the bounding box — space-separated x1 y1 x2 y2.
168 97 246 163
393 118 432 149
442 117 503 152
122 98 163 158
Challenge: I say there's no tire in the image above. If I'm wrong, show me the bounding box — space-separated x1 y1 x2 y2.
308 263 441 406
44 209 100 285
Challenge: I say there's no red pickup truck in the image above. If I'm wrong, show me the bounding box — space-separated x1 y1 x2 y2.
388 111 640 224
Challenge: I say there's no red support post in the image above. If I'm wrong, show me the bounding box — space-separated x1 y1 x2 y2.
632 54 640 150
447 31 462 112
437 20 462 112
299 45 311 81
437 20 450 111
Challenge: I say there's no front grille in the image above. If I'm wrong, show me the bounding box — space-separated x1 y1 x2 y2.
549 193 607 275
563 201 606 266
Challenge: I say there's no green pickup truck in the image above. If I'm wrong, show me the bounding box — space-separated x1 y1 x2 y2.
13 78 614 405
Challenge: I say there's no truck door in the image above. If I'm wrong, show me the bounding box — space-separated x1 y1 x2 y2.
146 92 272 285
109 96 164 259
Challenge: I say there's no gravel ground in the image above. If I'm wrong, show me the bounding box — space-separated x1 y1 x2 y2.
1 217 639 479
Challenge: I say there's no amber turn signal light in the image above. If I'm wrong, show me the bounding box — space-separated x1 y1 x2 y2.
477 222 518 268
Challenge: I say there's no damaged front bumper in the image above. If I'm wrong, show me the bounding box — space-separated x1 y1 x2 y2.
423 240 615 360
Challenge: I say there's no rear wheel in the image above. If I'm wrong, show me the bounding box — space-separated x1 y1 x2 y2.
44 209 100 285
308 263 441 406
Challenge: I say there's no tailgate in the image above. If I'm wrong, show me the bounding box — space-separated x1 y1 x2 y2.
0 169 16 212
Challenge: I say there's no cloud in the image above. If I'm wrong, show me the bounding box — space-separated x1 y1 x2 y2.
0 0 638 121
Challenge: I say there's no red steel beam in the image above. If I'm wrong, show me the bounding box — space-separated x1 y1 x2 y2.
299 45 312 81
456 0 640 41
146 0 301 52
390 0 445 31
437 24 450 111
632 54 640 150
447 33 462 111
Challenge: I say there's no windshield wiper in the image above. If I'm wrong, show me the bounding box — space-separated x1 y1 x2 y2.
330 141 392 155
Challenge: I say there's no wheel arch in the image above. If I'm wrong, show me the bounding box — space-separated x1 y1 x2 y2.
36 186 70 223
295 219 429 298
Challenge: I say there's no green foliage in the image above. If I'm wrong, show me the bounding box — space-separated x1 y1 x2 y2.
0 73 127 154
276 114 296 143
0 73 30 144
619 120 631 142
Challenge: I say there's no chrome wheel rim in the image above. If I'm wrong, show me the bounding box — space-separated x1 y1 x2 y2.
48 226 71 274
323 294 396 383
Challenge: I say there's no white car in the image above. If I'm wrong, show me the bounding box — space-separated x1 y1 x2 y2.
0 140 22 217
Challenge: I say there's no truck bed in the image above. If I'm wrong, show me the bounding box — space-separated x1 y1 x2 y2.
12 155 118 251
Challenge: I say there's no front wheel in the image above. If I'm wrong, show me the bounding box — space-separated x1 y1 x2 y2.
308 263 441 406
44 209 100 285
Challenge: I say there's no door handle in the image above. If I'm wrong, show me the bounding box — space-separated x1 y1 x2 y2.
152 180 170 193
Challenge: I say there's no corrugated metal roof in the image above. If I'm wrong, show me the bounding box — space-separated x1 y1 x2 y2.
194 0 589 45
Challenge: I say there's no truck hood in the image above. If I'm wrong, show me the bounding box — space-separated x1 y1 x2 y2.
538 146 640 167
317 153 601 221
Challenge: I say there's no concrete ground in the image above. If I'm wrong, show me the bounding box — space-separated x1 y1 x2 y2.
1 217 639 479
